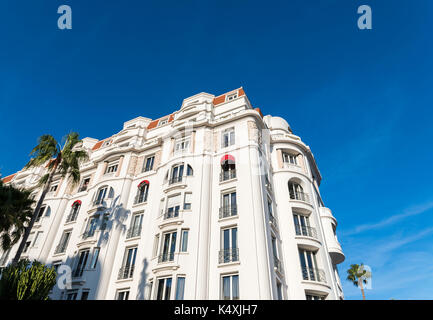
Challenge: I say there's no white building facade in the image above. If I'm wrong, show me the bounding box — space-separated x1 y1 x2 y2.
1 88 345 300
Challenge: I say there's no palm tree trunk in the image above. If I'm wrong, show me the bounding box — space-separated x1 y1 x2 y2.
359 280 366 300
11 173 53 265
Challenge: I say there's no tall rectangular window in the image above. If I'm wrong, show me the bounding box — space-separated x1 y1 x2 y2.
90 247 100 269
79 177 90 192
73 249 90 277
220 227 238 263
175 277 185 300
128 213 143 238
282 152 298 165
156 277 172 300
276 282 283 300
143 155 155 172
84 216 99 238
160 231 177 262
174 138 190 154
55 231 71 254
145 280 153 300
298 249 323 282
220 191 237 218
180 230 189 252
106 162 118 174
117 289 130 300
119 247 137 279
32 231 43 247
293 213 316 238
170 164 184 184
153 234 160 257
35 206 46 222
165 194 181 219
221 274 239 300
222 128 235 148
183 193 192 210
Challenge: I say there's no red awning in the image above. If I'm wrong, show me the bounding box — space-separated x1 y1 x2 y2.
72 200 82 207
138 180 150 188
220 154 235 164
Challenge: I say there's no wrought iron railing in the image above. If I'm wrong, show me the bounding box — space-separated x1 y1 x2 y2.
164 208 180 220
219 248 239 264
169 176 183 185
294 225 317 238
82 230 96 239
219 205 237 219
54 243 68 254
134 193 148 205
289 191 310 203
220 170 236 182
158 252 175 263
126 226 142 239
118 265 135 280
301 267 326 283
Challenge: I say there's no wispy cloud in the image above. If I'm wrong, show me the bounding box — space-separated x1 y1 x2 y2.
341 201 433 236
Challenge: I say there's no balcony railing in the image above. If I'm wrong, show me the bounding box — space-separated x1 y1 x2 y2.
118 265 135 280
294 225 317 238
93 198 105 206
126 226 142 239
169 176 183 185
301 267 326 283
54 243 67 254
66 212 78 223
274 256 283 274
219 205 237 219
158 252 175 263
82 230 96 240
219 248 239 264
269 214 278 228
164 208 180 220
220 170 236 182
134 193 148 205
289 191 310 203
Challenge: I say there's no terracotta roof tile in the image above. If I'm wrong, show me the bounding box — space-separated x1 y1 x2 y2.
92 140 104 151
2 173 16 183
254 108 264 118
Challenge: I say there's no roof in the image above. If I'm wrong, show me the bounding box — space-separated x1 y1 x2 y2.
2 173 16 183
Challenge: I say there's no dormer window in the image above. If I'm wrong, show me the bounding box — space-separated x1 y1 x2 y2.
102 140 112 147
226 93 238 101
158 118 168 127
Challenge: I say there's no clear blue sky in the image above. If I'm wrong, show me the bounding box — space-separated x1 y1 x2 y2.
1 0 433 299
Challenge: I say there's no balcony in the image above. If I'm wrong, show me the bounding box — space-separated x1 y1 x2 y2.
118 265 134 280
274 256 283 275
169 176 183 185
54 243 67 255
295 225 317 239
302 267 326 283
158 252 175 263
126 226 142 239
220 170 236 182
163 209 180 220
219 205 237 219
219 248 239 264
289 191 310 203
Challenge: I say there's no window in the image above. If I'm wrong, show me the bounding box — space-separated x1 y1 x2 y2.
183 193 192 210
220 227 238 263
32 231 43 248
186 164 193 176
221 274 239 300
156 277 172 300
267 199 275 223
90 248 100 269
220 155 236 181
81 290 90 300
170 164 184 184
135 181 149 204
222 128 235 148
119 247 137 280
94 187 108 205
220 191 237 218
293 213 316 238
127 213 143 238
159 231 177 262
298 249 324 282
288 181 308 202
174 138 190 154
73 249 90 277
306 294 325 300
276 282 283 300
175 277 185 300
180 230 189 252
23 240 31 253
143 155 155 172
158 118 168 126
35 206 46 222
145 280 153 300
226 93 238 101
67 201 81 222
49 184 58 192
55 231 71 254
83 216 99 238
117 289 130 300
106 162 118 174
78 177 90 192
282 152 298 165
66 290 78 300
165 194 181 219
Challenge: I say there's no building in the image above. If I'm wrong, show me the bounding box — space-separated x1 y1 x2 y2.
0 88 345 300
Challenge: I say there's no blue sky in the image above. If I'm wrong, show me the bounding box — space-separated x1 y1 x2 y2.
1 0 433 299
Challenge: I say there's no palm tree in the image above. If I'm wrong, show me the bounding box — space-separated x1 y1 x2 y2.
11 132 88 265
346 263 371 300
0 180 35 252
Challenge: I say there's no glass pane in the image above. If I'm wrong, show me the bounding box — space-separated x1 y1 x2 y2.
223 276 230 300
157 279 164 300
181 231 188 252
232 275 239 299
175 277 185 300
165 278 172 300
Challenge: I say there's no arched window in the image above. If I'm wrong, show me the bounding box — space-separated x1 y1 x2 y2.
288 181 309 202
135 180 149 204
67 200 81 222
220 155 236 181
187 165 193 176
94 186 114 205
